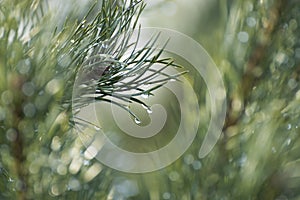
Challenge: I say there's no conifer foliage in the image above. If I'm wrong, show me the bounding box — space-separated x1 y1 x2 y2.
0 0 300 199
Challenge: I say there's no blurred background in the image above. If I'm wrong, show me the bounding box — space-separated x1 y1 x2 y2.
1 0 300 199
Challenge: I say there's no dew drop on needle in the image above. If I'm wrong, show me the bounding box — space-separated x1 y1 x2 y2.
134 118 141 124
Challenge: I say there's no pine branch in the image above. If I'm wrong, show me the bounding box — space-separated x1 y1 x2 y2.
70 1 182 122
0 0 182 198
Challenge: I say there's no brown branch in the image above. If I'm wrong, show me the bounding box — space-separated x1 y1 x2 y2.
216 0 286 176
223 0 285 133
9 74 28 200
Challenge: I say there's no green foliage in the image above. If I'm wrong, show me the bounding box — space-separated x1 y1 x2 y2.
135 0 300 199
1 0 300 199
145 0 300 199
0 0 179 199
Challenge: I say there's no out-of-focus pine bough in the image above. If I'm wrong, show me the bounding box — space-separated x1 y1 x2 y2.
0 0 181 199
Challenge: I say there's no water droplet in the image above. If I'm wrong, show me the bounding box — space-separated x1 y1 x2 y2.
8 177 14 182
147 108 152 114
134 118 141 124
17 59 31 74
169 78 176 82
80 20 87 28
23 103 36 118
1 90 13 105
70 39 75 44
141 104 152 114
6 128 17 142
192 160 202 170
94 126 100 131
169 171 180 181
238 31 249 43
287 124 292 130
83 160 90 166
22 82 35 96
286 138 291 146
163 192 171 199
184 154 194 165
246 17 256 27
141 93 149 99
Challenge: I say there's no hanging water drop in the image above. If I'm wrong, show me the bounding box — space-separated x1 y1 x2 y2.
192 160 202 170
163 192 171 199
141 104 152 114
134 118 141 124
141 93 149 99
238 31 249 43
246 17 256 27
80 20 87 28
83 159 90 166
147 108 152 114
